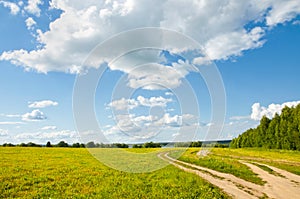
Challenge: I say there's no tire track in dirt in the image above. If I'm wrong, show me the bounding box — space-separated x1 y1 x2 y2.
241 161 300 199
158 152 300 199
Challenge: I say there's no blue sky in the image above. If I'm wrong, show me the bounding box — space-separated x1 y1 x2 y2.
0 0 300 144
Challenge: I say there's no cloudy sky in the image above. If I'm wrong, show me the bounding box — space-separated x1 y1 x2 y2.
0 0 300 144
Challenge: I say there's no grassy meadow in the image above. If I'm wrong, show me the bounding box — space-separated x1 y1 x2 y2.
1 147 228 198
169 147 300 184
2 147 300 198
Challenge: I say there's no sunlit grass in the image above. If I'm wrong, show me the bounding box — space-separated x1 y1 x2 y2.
170 147 300 185
0 147 229 198
169 148 265 185
212 148 300 175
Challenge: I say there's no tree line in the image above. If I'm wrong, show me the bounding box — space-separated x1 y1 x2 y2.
174 141 229 148
132 142 162 148
84 141 129 148
230 104 300 150
1 141 85 148
1 141 164 148
1 141 129 148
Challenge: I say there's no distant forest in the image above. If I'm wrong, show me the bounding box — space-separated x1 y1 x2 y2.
231 104 300 150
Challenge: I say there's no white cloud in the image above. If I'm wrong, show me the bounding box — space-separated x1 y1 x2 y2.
0 121 24 125
202 27 265 61
0 114 21 118
0 129 8 136
1 0 300 75
158 113 182 127
266 1 300 26
6 114 21 118
165 92 173 96
113 114 142 133
108 96 172 110
28 100 58 108
155 113 198 127
105 112 198 141
293 20 300 25
25 17 36 30
22 109 47 121
251 101 300 120
206 122 214 127
0 1 20 15
110 53 196 90
24 0 42 16
137 96 172 107
14 130 79 144
107 98 138 110
41 126 57 130
125 63 188 90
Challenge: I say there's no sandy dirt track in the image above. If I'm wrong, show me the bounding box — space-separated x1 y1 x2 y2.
158 152 300 199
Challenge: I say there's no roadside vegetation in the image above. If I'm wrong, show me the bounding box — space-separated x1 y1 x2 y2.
169 148 265 185
211 148 300 175
169 147 300 185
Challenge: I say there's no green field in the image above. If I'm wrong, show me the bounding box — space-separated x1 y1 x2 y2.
2 147 300 198
1 147 228 198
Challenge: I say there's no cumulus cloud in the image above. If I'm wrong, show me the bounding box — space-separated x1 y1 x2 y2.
110 51 197 90
266 1 300 26
28 100 58 108
22 109 47 121
202 27 265 61
154 113 198 127
1 0 300 76
24 0 42 16
137 96 172 107
105 112 198 141
251 101 300 120
108 96 172 110
0 1 20 15
108 98 139 111
25 17 36 30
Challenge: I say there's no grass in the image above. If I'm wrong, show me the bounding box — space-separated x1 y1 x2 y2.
169 148 265 185
0 147 229 199
211 148 300 175
251 163 285 178
88 148 172 173
169 148 300 186
3 147 299 198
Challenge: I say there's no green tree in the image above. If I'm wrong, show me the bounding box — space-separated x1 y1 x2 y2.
46 141 52 147
143 142 161 148
132 144 142 148
72 143 80 148
190 141 202 147
57 141 69 147
86 141 96 148
230 104 300 151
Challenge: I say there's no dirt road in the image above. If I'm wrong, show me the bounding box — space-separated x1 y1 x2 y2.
158 152 300 199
